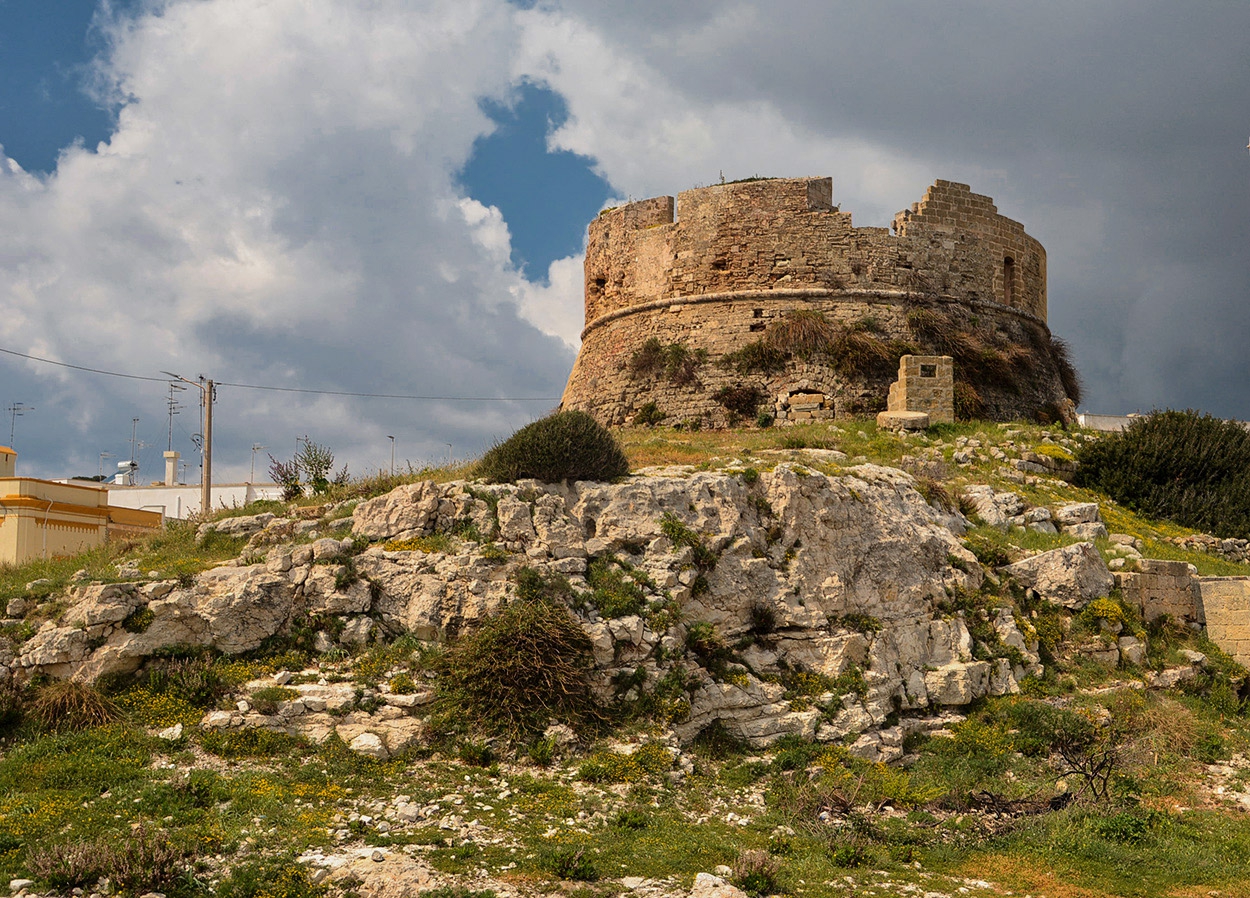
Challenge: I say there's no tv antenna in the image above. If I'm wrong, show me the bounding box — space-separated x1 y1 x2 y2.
166 382 187 451
5 402 33 446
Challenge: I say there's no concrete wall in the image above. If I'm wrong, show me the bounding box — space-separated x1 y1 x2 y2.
106 483 283 520
1199 577 1250 668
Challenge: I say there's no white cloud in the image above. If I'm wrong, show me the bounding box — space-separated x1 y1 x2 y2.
512 255 585 350
0 0 576 479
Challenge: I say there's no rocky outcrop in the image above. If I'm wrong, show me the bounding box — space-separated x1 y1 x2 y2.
8 462 1060 753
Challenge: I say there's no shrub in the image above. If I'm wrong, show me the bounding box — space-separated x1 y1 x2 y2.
476 411 630 484
216 857 326 898
953 380 986 421
829 323 902 379
0 677 26 734
629 338 706 385
633 401 665 426
540 845 599 882
714 385 766 420
458 740 496 767
1049 335 1083 405
269 454 303 501
611 808 650 830
30 681 119 732
250 685 299 715
577 742 672 783
765 309 838 359
1075 409 1250 539
26 822 193 893
585 557 648 618
121 607 154 633
435 569 599 739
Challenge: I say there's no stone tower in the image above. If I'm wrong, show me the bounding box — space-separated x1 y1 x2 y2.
561 177 1076 427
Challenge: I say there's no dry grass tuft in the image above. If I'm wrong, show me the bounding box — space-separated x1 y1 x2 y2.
30 680 120 732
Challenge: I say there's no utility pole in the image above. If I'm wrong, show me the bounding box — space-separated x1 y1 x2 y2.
164 371 215 517
203 378 214 516
387 435 395 476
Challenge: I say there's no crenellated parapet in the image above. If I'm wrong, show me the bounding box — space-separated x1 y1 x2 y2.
565 176 1073 429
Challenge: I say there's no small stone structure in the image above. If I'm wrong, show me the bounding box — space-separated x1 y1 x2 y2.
560 176 1077 428
1199 577 1250 667
877 355 953 430
1117 560 1203 624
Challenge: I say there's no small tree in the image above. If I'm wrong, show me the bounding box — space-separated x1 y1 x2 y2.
268 439 345 499
296 439 337 494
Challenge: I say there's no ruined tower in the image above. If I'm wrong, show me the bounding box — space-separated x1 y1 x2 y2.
560 177 1077 427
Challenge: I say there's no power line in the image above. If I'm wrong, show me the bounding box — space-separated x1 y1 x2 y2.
0 346 166 382
0 345 560 402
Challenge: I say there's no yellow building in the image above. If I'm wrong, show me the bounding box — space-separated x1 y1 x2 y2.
0 447 163 566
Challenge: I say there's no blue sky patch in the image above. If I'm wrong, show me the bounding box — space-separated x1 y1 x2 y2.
458 81 613 279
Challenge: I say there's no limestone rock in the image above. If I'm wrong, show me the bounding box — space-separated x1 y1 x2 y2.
1118 636 1147 666
962 484 1026 530
1003 542 1113 610
192 565 296 652
352 481 442 541
1054 502 1100 526
197 512 276 540
690 873 748 898
1066 522 1109 541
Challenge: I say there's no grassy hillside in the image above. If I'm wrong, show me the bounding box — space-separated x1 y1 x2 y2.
1 419 1249 898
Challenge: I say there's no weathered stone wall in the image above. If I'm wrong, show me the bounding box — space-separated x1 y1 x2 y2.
1199 577 1250 667
893 180 1047 320
565 176 1069 427
562 290 1069 428
1118 560 1202 623
584 178 1045 323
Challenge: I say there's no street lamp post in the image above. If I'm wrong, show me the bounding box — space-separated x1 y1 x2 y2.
251 444 266 483
387 435 395 476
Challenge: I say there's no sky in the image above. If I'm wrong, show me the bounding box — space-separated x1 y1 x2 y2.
0 0 1247 484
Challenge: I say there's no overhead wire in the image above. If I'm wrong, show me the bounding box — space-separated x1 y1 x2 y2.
0 345 560 402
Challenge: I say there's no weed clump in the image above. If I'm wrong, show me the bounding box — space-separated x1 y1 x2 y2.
629 337 706 386
30 681 119 733
26 822 193 893
434 569 598 740
1075 409 1250 539
476 411 630 485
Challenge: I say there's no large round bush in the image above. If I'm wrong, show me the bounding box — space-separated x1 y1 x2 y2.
1075 409 1250 538
476 410 630 484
